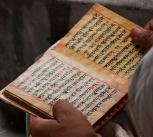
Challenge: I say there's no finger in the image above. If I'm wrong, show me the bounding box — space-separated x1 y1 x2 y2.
53 100 85 123
131 28 153 49
130 28 146 46
30 116 59 130
144 19 153 31
30 116 59 137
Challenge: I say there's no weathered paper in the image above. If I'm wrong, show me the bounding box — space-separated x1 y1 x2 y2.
1 3 143 126
54 4 144 78
10 50 127 124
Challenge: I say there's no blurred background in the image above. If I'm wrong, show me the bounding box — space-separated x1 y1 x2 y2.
0 0 153 136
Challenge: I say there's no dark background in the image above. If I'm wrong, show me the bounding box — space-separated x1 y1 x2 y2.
0 0 152 136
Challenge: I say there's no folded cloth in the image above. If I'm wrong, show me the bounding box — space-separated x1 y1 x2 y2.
128 46 153 137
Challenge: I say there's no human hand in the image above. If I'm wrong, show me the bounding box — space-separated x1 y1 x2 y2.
131 19 153 49
30 100 98 137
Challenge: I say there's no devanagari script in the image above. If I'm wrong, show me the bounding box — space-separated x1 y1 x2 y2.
3 4 143 125
57 11 144 78
16 52 123 122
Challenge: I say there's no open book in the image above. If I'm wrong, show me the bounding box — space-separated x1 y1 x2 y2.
0 3 144 130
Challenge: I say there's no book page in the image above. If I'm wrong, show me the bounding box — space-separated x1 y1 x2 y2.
1 3 143 125
53 4 144 79
5 50 127 124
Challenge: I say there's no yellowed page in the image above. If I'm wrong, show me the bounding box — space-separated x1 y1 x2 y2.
53 3 144 79
3 49 127 124
1 3 143 126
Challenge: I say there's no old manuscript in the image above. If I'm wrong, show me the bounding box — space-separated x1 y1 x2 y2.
0 3 144 129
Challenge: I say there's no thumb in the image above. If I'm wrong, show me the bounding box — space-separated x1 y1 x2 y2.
53 100 87 124
144 19 153 31
131 28 153 49
30 116 59 137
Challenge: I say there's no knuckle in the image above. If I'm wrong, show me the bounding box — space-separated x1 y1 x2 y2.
147 31 153 44
30 118 44 133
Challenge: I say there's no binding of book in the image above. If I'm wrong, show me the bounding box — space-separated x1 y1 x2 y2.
0 3 144 130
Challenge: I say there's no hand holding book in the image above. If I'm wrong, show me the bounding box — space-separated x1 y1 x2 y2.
30 100 98 137
0 3 145 130
131 19 153 49
30 19 153 137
